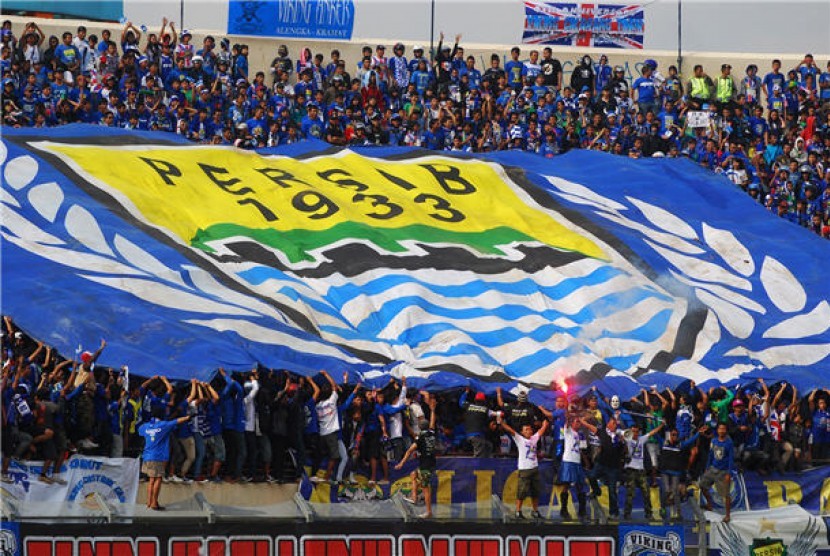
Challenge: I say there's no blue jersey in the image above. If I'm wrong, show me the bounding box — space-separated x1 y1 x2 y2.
632 77 657 103
762 72 785 98
813 409 830 444
139 418 178 462
505 60 524 88
707 436 735 472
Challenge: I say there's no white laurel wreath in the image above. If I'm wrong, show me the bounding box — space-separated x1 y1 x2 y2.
544 174 830 373
0 142 320 352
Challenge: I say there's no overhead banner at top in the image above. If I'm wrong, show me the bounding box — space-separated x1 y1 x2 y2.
228 0 355 39
523 2 645 48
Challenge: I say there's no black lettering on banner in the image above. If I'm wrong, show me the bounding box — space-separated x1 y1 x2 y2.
238 198 278 221
414 193 465 222
256 167 311 189
317 169 368 192
376 169 416 191
198 163 253 195
352 194 403 220
420 163 476 195
139 157 181 186
292 190 339 219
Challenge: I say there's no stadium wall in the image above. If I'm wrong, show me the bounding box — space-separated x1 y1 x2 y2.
3 0 830 55
4 13 828 88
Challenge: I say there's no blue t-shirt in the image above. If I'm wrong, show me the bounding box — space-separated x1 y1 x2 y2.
139 418 179 462
632 77 656 103
505 60 524 88
812 409 830 444
707 436 735 471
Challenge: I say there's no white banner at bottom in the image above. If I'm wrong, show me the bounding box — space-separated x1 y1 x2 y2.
1 455 139 505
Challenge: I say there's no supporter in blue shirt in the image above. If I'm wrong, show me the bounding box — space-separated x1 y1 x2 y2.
595 55 612 92
410 60 432 97
700 422 734 521
460 56 482 91
301 104 326 138
762 60 786 103
632 65 658 115
139 406 191 510
505 47 524 91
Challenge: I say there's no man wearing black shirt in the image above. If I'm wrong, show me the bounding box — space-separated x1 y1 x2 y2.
397 393 438 518
540 47 562 92
581 416 625 518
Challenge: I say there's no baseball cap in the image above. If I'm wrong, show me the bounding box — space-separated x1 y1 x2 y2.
376 44 385 50
14 331 23 339
181 29 192 37
732 399 744 406
413 45 424 52
517 392 528 403
81 351 93 364
475 392 486 401
721 63 731 70
192 55 203 63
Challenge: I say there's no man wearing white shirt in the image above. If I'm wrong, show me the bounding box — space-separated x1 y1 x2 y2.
309 371 341 483
623 422 662 520
500 413 549 519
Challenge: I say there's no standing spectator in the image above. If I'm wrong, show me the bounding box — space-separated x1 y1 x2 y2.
139 406 191 511
570 55 595 95
633 63 658 115
459 387 499 457
808 388 830 464
539 46 562 93
715 64 736 110
500 409 549 519
396 393 438 518
623 421 662 520
658 426 700 521
558 415 588 520
699 422 735 522
581 416 625 519
687 65 714 108
308 370 342 483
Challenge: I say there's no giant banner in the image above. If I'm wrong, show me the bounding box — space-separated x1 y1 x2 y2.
228 0 355 39
523 2 645 48
2 126 830 394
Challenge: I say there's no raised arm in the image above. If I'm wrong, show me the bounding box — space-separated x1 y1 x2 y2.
496 386 504 408
27 340 44 363
758 378 770 401
579 416 598 435
309 373 321 401
187 378 198 402
498 413 517 437
643 421 664 438
321 370 337 392
89 338 107 364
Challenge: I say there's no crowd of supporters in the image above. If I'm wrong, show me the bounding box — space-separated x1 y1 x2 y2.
3 316 830 520
1 20 830 237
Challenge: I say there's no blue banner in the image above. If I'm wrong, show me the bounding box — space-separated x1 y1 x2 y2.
228 0 354 39
619 525 684 556
302 456 829 518
743 466 830 514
